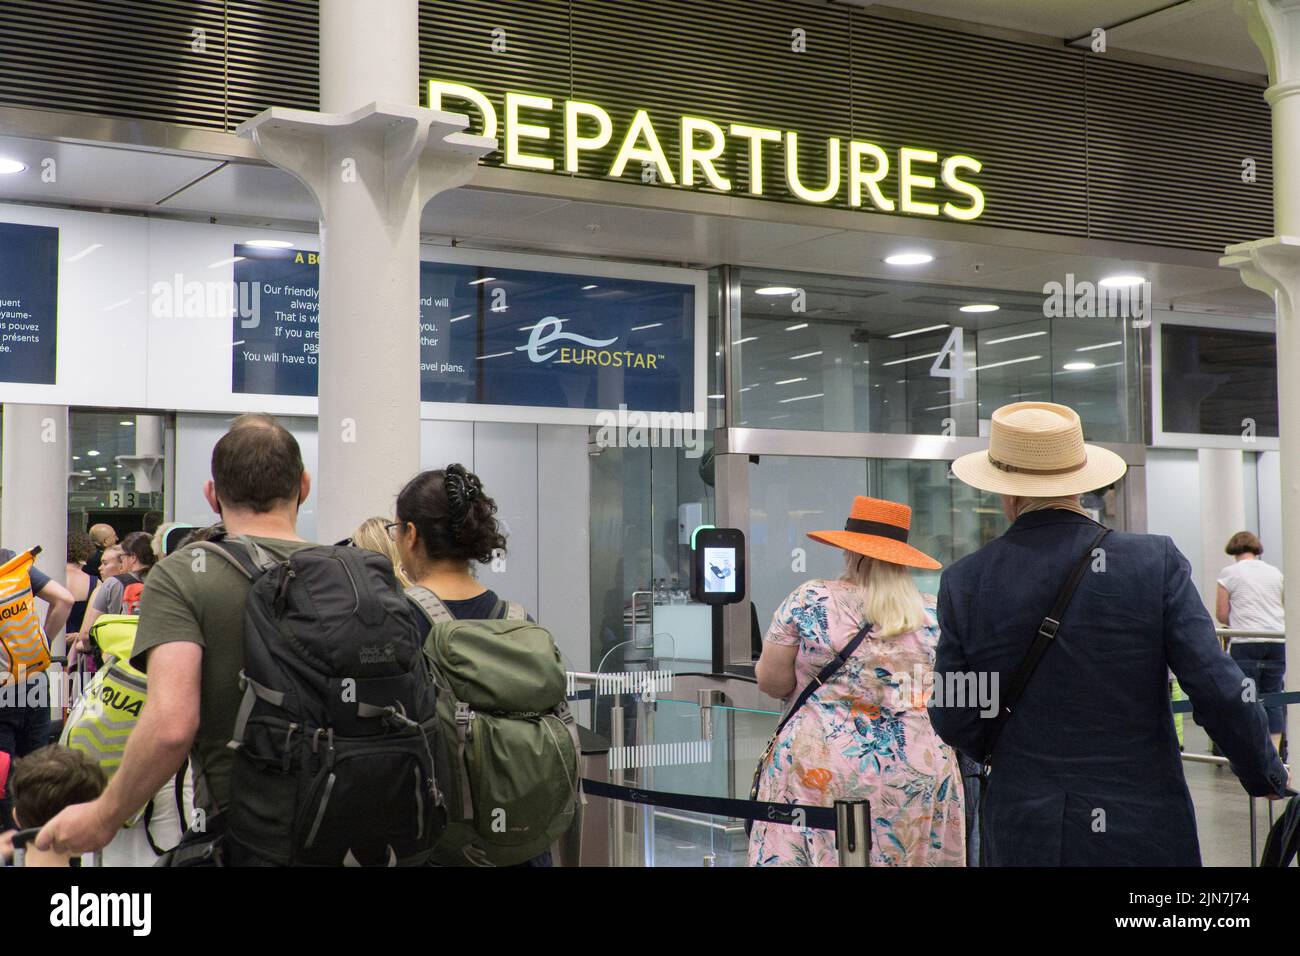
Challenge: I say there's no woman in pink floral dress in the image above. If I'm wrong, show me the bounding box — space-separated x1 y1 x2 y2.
749 496 965 867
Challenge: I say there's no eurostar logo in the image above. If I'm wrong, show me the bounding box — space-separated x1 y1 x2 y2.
516 316 617 363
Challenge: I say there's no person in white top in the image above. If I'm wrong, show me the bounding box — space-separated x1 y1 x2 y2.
1216 531 1286 753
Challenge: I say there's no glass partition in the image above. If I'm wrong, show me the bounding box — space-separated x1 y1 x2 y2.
734 267 1140 443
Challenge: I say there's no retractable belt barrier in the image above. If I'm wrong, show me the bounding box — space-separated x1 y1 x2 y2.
581 778 840 831
1171 689 1300 714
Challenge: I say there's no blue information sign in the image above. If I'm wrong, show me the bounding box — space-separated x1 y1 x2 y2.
232 246 696 413
0 222 58 385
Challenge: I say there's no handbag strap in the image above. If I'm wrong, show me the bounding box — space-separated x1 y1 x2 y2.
771 618 875 742
981 525 1110 773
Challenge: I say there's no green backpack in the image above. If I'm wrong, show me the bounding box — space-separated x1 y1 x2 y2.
406 586 579 866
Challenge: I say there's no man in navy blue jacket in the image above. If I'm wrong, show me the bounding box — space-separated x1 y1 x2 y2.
932 402 1289 866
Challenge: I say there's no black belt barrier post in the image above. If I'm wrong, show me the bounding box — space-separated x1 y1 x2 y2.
835 799 871 867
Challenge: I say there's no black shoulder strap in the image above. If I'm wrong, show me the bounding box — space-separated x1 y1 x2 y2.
982 526 1110 772
188 537 275 581
772 619 874 741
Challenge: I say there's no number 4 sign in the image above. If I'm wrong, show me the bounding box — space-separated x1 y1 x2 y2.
929 327 967 399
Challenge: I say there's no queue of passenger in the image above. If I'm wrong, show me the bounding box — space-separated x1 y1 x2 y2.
0 401 1292 868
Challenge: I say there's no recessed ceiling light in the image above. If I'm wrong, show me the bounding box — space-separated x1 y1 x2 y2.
468 276 497 285
86 450 100 457
95 466 107 473
733 336 758 345
984 331 1047 345
785 323 808 331
120 420 134 426
1063 361 1096 371
629 322 662 331
889 324 948 339
450 314 471 322
1099 274 1144 288
582 284 598 290
775 377 807 385
245 239 294 249
1075 340 1122 352
708 394 725 400
72 456 80 460
884 252 933 266
0 158 27 175
789 350 823 360
756 286 799 296
971 355 1043 372
960 304 999 313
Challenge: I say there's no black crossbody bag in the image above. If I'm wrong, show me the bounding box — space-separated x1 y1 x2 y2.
746 619 874 837
975 525 1109 865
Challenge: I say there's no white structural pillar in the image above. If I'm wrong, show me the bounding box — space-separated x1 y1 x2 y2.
1225 0 1300 760
117 413 165 494
1197 449 1246 610
237 0 494 543
1 404 69 651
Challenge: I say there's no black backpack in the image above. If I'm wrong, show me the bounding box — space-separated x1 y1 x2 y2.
1261 794 1300 866
195 536 446 866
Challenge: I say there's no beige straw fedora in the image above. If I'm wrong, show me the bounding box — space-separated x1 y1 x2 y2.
950 401 1127 497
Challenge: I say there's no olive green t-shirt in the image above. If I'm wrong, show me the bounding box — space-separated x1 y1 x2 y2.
130 536 310 816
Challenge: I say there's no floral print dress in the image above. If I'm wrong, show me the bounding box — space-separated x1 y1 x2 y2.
747 579 965 867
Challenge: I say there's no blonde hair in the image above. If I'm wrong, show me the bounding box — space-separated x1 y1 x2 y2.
841 552 926 638
352 516 411 588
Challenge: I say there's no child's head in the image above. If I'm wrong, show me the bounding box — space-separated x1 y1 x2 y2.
9 745 105 829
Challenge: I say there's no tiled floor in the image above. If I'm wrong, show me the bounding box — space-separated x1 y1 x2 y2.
645 725 1276 867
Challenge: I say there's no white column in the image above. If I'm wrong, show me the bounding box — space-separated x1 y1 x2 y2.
118 413 165 494
1225 0 1300 759
1197 449 1246 610
1 404 69 651
237 0 494 543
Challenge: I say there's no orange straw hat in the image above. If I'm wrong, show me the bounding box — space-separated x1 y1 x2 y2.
806 496 941 570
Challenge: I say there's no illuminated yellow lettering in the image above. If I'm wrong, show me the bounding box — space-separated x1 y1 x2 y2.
609 110 676 184
584 348 596 364
294 252 304 264
598 351 612 366
505 92 554 170
942 154 985 221
899 147 940 216
849 141 894 212
646 354 657 369
729 124 781 195
564 101 612 172
559 347 571 364
681 117 731 190
428 80 498 140
785 132 841 203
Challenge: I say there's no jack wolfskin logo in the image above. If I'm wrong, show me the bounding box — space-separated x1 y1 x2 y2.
359 642 397 664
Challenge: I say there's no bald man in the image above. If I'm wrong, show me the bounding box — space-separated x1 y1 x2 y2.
83 524 117 580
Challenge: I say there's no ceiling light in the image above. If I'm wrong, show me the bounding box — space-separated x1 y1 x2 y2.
889 324 948 339
884 252 933 266
1063 361 1096 371
72 456 80 461
779 393 825 404
756 286 799 296
120 420 134 426
65 243 103 264
1075 340 1122 352
733 336 758 345
971 355 1043 372
960 304 999 313
775 377 807 385
0 158 27 175
86 450 100 457
785 323 808 331
450 314 471 322
708 394 725 400
629 323 662 332
881 351 943 367
582 284 598 290
985 331 1047 345
1099 274 1144 288
468 276 497 285
95 467 107 473
475 351 512 360
789 350 823 360
245 239 294 249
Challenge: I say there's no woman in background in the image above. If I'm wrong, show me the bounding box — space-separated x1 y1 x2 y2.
1217 531 1286 755
350 515 412 588
749 496 965 867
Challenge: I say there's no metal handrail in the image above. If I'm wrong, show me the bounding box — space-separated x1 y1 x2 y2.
1215 628 1286 639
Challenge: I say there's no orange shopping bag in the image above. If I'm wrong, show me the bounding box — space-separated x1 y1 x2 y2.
0 547 49 686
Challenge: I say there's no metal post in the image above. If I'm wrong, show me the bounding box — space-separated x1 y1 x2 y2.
698 688 724 740
1250 796 1258 867
835 799 871 867
610 701 625 868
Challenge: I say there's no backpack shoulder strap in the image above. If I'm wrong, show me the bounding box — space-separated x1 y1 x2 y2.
187 538 274 581
406 585 456 627
494 599 527 622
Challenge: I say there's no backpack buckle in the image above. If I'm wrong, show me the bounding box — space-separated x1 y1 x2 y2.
454 702 473 725
1038 617 1060 639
